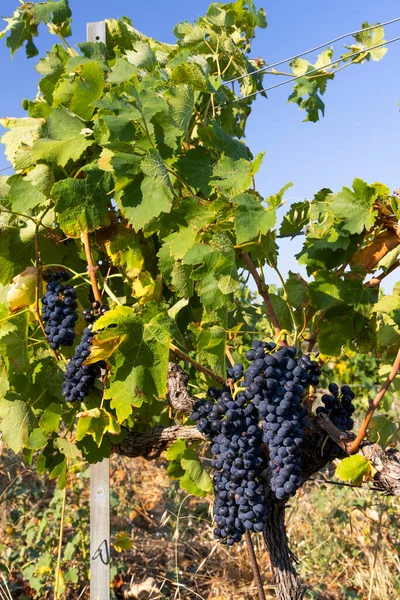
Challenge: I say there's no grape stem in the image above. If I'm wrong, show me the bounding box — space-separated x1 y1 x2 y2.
244 531 267 600
348 347 400 454
169 343 226 384
240 252 281 336
82 231 102 304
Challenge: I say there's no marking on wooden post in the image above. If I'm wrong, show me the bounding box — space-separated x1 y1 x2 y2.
87 22 109 600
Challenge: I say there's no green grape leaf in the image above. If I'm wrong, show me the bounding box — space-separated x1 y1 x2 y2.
8 175 47 213
54 437 79 459
0 117 44 169
90 306 171 417
269 294 293 332
0 9 39 58
284 272 308 309
53 61 104 121
211 156 254 193
335 455 372 486
280 201 310 237
0 394 35 453
309 272 378 310
27 427 48 450
196 326 226 377
175 147 213 195
171 62 208 92
330 179 378 234
116 149 174 230
76 408 121 447
318 304 376 356
232 192 276 244
39 402 62 434
167 84 194 134
104 228 145 278
126 41 157 70
32 108 93 167
52 168 113 237
368 415 399 449
166 439 212 497
198 123 250 160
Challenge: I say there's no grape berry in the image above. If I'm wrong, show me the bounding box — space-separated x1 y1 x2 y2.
191 385 268 545
41 271 78 350
62 302 109 403
192 339 356 545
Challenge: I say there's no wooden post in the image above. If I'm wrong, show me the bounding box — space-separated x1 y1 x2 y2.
90 459 110 600
86 23 109 600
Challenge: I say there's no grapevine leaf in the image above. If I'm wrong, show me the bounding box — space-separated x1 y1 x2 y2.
113 532 133 552
269 294 293 332
76 408 121 447
52 168 113 237
166 439 212 497
175 147 213 195
232 192 276 244
167 84 194 134
0 394 35 453
198 123 250 160
318 304 376 356
27 428 47 450
197 326 226 377
53 61 104 121
285 272 308 309
8 175 47 213
280 201 310 237
32 108 93 167
91 306 171 416
0 117 44 170
211 156 255 193
335 455 372 486
54 437 79 459
368 415 399 449
39 402 62 434
116 149 174 230
126 41 156 70
330 179 378 234
6 267 37 312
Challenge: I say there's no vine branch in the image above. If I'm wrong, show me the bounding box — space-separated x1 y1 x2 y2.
365 259 400 288
348 347 400 453
240 252 281 336
82 232 102 304
170 343 226 384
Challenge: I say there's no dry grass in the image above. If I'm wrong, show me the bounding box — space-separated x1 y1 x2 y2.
1 442 400 600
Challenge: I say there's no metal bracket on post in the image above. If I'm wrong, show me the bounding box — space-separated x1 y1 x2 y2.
87 22 108 600
87 21 106 45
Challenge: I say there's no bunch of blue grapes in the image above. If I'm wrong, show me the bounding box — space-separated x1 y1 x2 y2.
62 302 109 403
243 341 320 501
41 271 78 350
316 383 355 431
191 385 268 545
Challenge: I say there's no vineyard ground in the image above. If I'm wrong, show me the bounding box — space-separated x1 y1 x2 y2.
1 441 399 600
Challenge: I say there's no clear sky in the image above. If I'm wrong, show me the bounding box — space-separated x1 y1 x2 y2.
1 0 399 292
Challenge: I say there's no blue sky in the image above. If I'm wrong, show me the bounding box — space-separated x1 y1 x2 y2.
1 0 399 291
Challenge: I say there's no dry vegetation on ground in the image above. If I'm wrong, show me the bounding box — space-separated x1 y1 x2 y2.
1 441 399 600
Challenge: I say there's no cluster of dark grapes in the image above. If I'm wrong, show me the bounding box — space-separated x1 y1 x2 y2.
191 384 268 545
41 271 78 350
62 301 109 403
243 341 320 501
316 383 355 431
